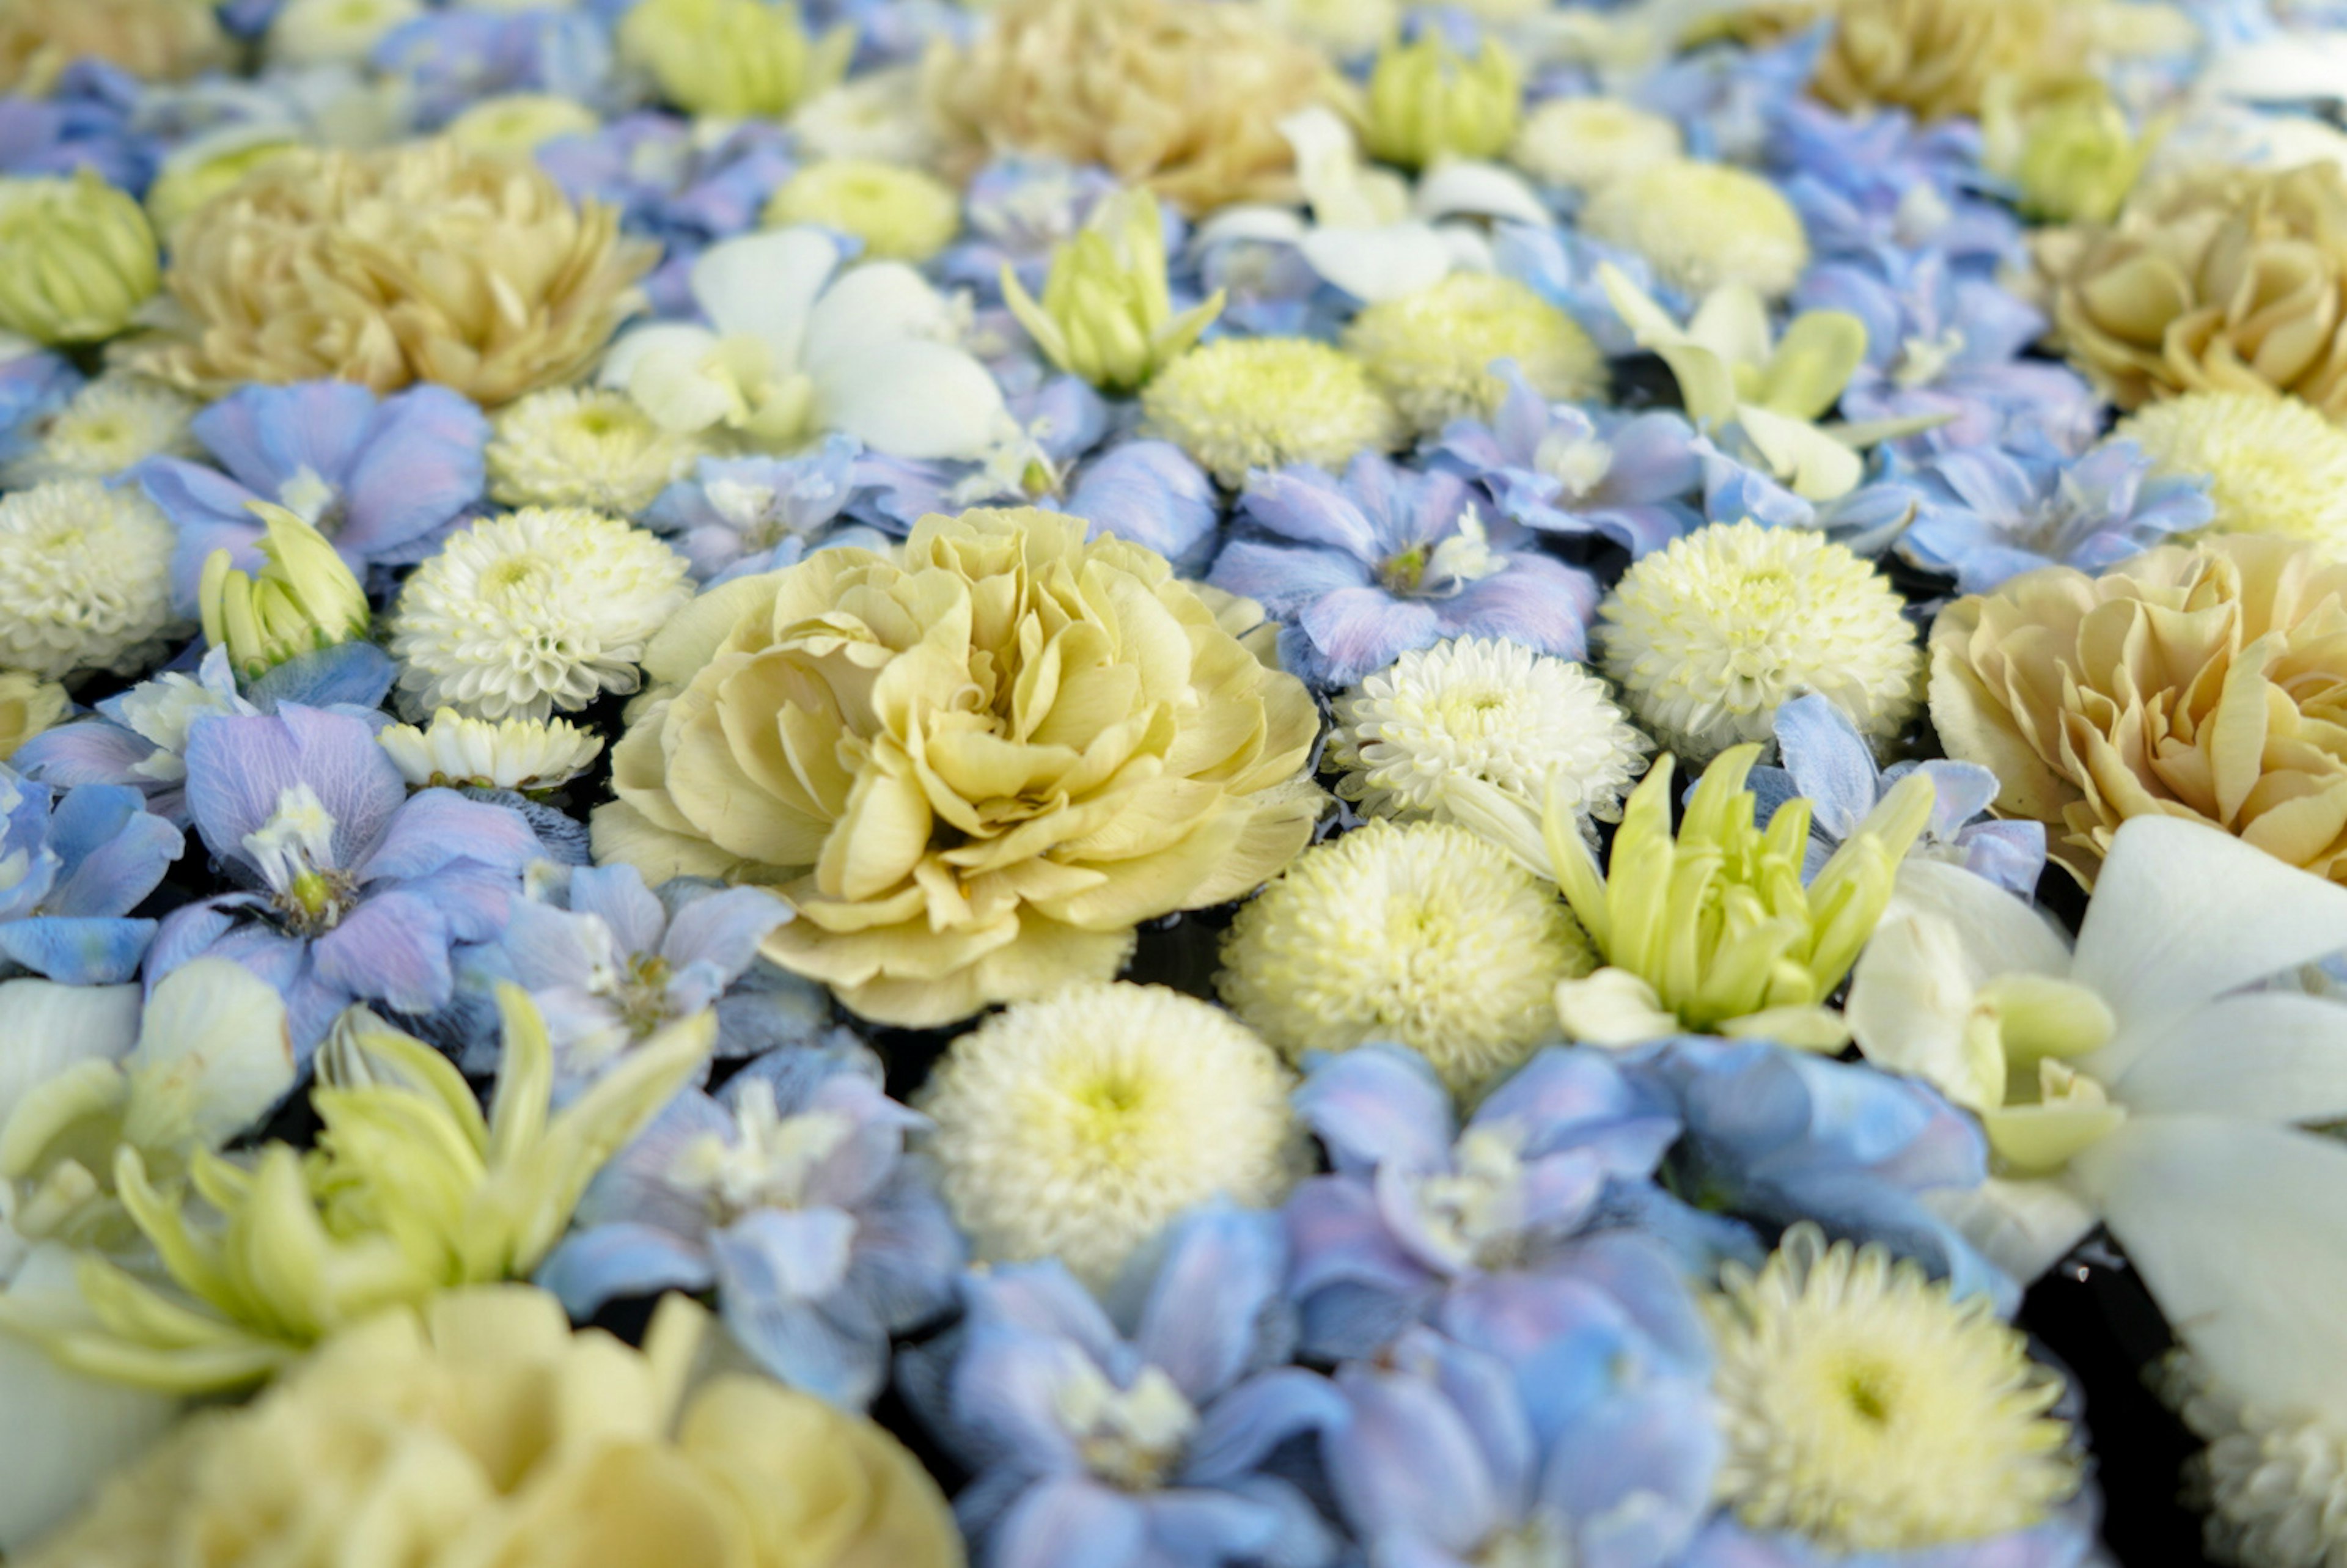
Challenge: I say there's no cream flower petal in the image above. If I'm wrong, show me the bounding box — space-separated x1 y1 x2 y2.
119 959 295 1160
812 338 1007 460
2108 993 2347 1124
1297 223 1455 302
688 226 839 365
1412 159 1551 227
798 261 961 376
1923 1178 2101 1286
0 980 138 1131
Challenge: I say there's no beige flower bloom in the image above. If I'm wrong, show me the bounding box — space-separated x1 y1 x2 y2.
592 507 1325 1027
924 0 1335 216
0 670 65 761
1813 0 2090 122
0 0 227 94
127 139 655 407
2035 163 2347 420
17 1286 960 1568
1929 533 2347 885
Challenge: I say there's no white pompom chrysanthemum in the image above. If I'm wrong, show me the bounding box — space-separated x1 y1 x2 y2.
1709 1225 2081 1554
1218 819 1591 1091
1581 158 1810 299
1598 519 1920 763
484 387 705 518
2117 391 2347 554
1341 273 1606 436
917 983 1304 1288
1141 338 1405 487
377 707 605 792
1 374 199 488
0 479 178 681
387 506 693 723
1328 636 1650 837
2169 1352 2347 1568
1508 95 1683 192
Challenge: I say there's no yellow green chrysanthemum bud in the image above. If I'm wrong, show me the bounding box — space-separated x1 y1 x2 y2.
1540 744 1934 1049
1002 188 1226 395
1990 79 2162 225
763 158 963 262
2 986 713 1394
0 171 160 345
198 504 373 683
617 0 851 119
1364 32 1521 171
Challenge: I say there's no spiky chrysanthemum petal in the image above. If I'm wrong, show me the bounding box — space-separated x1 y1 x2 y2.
1341 273 1605 435
1581 158 1810 299
2169 1351 2347 1568
0 478 178 681
1141 337 1405 487
376 708 604 792
2118 391 2347 555
485 387 705 519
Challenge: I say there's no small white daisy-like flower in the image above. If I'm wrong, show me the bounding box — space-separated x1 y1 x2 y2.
1581 158 1810 299
377 707 605 792
1708 1224 2081 1553
1218 819 1592 1091
0 479 178 681
1341 273 1606 436
2167 1351 2347 1568
1 373 199 488
917 982 1304 1288
1598 519 1920 764
1328 636 1651 837
1141 337 1405 488
2118 391 2347 554
1508 95 1683 192
485 387 706 518
387 506 694 723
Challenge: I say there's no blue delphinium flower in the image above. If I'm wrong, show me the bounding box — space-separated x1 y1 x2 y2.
936 156 1118 302
1612 1036 2018 1311
137 380 490 613
461 860 818 1082
540 1040 961 1409
0 764 182 984
1285 1044 1717 1568
0 62 156 189
1765 97 2022 271
0 353 81 472
370 9 615 129
911 1201 1344 1568
1635 28 1826 165
1210 453 1601 689
148 705 540 1055
1496 223 1684 357
1433 365 1703 557
1678 1504 2105 1568
1062 439 1222 576
849 376 1108 529
1896 437 2215 595
647 433 864 582
1694 442 1930 557
1747 692 2047 895
14 648 256 824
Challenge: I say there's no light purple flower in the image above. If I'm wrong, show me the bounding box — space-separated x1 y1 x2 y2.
0 763 182 984
937 156 1118 301
848 377 1108 531
1063 439 1221 575
1209 453 1600 689
137 380 490 614
13 648 257 824
0 61 155 189
1634 26 1824 165
910 1203 1345 1568
1678 1504 2104 1568
0 352 81 471
370 9 615 129
1895 437 2214 594
540 1041 960 1409
647 433 864 582
1695 441 1930 559
1765 97 2022 271
147 705 539 1055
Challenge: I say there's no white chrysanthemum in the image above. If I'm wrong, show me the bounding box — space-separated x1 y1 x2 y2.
0 478 178 681
1581 158 1810 299
378 707 604 791
1 374 199 488
1598 520 1920 764
1328 637 1651 838
1508 95 1683 192
485 387 705 518
1218 819 1591 1091
917 983 1304 1288
387 507 693 723
2117 391 2347 553
1340 273 1606 436
1141 338 1405 488
788 66 943 166
2168 1351 2347 1568
1708 1225 2081 1554
266 0 424 65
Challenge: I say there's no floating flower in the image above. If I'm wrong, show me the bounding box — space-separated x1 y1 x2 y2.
1582 159 1810 301
0 479 177 683
542 1041 959 1408
14 1286 959 1568
128 139 655 405
1598 520 1920 765
1813 0 2085 121
1363 32 1520 172
1210 452 1599 689
387 507 694 724
0 671 65 763
1326 635 1650 843
1340 273 1604 436
0 171 157 346
377 708 603 793
922 981 1300 1287
1706 1225 2079 1552
762 158 961 264
0 373 196 488
593 508 1323 1027
485 386 705 518
644 436 861 582
1929 532 2347 884
1898 436 2213 594
1001 187 1224 396
924 0 1332 216
1141 337 1405 489
617 0 848 120
1219 819 1591 1091
0 0 226 95
1508 94 1683 192
2117 390 2347 551
0 763 182 983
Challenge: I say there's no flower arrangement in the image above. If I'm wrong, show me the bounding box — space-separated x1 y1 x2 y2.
9 2 2347 1567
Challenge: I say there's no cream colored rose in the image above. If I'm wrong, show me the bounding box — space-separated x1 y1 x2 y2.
2036 162 2347 420
592 508 1325 1027
1929 532 2347 885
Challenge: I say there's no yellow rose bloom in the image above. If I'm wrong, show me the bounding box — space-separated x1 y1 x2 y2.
592 508 1325 1027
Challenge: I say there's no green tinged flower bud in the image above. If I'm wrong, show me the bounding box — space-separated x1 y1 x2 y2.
617 0 851 120
0 170 160 345
1364 33 1521 172
199 503 373 682
1001 189 1225 395
1985 79 2161 225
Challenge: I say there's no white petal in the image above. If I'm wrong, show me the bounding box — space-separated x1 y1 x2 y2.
1734 405 1862 499
1923 1177 2099 1286
812 339 1007 460
0 981 138 1133
799 261 961 376
2071 816 2347 1079
121 958 296 1159
2075 1116 2347 1415
1189 206 1309 251
689 227 840 365
2110 992 2347 1123
1414 160 1552 227
1299 222 1454 302
1888 857 2076 976
1686 285 1772 368
2201 37 2347 102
